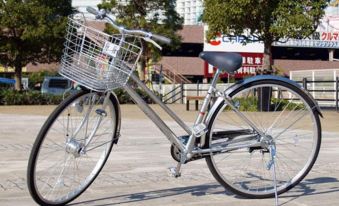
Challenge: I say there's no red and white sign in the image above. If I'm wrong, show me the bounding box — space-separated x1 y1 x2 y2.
320 32 339 41
204 52 264 78
203 26 264 78
204 26 264 53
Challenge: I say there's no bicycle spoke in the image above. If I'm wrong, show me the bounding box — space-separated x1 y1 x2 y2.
208 82 320 197
29 91 117 204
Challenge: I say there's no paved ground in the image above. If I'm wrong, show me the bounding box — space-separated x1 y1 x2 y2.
0 104 338 206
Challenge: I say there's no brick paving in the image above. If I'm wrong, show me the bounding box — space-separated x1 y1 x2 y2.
0 105 338 206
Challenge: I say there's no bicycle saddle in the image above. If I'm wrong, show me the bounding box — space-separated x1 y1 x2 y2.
199 52 242 74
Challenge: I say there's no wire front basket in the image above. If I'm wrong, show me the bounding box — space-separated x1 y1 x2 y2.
59 16 142 91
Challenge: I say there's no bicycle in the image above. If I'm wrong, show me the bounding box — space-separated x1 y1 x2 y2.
27 7 322 206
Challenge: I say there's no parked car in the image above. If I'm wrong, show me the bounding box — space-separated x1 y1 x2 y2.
41 76 74 95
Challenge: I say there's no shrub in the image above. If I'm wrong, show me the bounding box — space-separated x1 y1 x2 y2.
223 97 305 112
0 88 157 105
113 88 155 104
0 89 63 105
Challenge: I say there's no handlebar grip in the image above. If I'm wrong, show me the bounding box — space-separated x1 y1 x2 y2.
151 34 172 45
86 6 99 16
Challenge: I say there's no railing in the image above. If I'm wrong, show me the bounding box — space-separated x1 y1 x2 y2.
152 64 191 84
161 83 221 104
159 79 339 112
300 77 339 112
162 84 183 104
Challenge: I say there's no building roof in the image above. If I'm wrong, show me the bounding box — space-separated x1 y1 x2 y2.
274 59 339 74
159 56 204 76
86 21 106 32
86 21 204 43
178 25 204 43
26 63 59 73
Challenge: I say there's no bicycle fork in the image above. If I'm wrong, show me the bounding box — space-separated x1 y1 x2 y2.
82 92 111 149
66 92 111 157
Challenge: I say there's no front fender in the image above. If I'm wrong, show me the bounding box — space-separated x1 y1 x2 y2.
225 75 322 117
110 91 122 144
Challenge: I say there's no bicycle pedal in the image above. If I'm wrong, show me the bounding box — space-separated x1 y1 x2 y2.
95 109 107 117
168 167 181 178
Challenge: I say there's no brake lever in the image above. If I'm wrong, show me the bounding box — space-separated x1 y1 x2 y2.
142 37 162 50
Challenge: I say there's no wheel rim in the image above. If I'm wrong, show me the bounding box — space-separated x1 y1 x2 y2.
209 83 319 196
33 93 116 204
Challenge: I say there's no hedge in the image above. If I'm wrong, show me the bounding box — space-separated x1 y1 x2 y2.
0 90 64 105
0 88 156 105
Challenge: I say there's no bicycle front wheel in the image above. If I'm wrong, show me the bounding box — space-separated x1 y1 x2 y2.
27 90 119 205
206 80 321 198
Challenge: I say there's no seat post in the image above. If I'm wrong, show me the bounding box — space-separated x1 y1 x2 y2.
194 69 221 125
210 69 221 88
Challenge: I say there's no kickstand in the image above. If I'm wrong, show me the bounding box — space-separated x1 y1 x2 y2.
268 145 279 206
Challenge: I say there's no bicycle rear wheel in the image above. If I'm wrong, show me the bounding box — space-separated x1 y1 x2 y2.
206 80 321 198
27 90 119 205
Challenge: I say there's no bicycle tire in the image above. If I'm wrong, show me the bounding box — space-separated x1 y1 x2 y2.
27 90 119 205
205 79 321 198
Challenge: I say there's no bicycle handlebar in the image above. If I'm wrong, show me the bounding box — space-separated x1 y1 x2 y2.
85 6 172 45
86 6 99 16
151 34 171 45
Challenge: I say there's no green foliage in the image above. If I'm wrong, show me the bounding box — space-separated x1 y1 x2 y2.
114 88 154 104
0 88 154 105
271 98 306 110
203 0 328 42
0 0 73 90
0 89 64 105
203 0 329 69
224 97 305 112
98 0 183 79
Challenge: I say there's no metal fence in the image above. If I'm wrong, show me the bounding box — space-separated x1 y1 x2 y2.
290 69 339 111
299 77 339 111
153 77 339 112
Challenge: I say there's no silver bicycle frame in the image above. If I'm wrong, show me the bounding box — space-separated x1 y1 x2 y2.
122 69 263 158
77 10 272 157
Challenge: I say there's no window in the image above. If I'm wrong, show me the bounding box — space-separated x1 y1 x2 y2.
48 79 69 89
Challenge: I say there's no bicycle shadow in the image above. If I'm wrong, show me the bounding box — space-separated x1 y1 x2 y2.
70 177 339 206
279 176 339 205
70 183 234 206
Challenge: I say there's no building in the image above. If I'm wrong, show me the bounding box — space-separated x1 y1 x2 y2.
176 0 204 25
6 1 339 85
159 25 205 83
203 2 339 81
271 4 339 75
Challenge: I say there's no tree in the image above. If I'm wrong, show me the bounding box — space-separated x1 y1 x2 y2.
331 0 339 6
203 0 329 72
0 0 73 90
98 0 183 81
